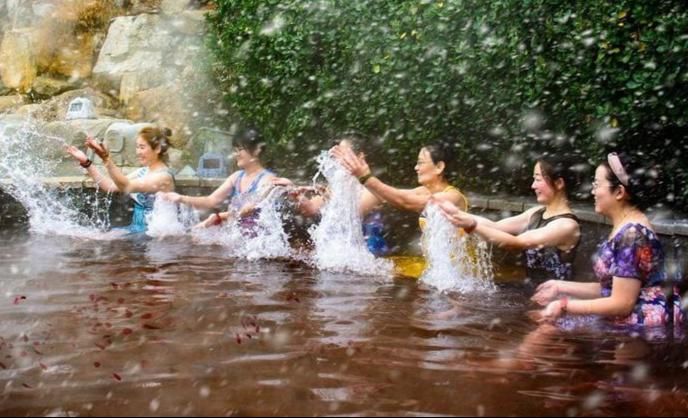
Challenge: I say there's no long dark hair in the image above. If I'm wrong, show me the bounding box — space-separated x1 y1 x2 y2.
330 131 369 153
536 154 583 198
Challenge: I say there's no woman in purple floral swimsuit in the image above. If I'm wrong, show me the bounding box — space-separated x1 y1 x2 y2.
533 152 683 327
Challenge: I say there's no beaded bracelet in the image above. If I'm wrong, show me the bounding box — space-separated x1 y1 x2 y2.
80 159 93 169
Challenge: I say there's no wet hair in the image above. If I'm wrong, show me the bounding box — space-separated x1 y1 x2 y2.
421 141 455 179
601 151 663 211
138 126 172 163
536 154 582 198
329 130 369 153
234 126 266 157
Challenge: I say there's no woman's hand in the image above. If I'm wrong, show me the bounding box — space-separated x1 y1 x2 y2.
531 280 560 306
330 145 371 178
538 300 564 323
157 192 183 203
194 212 224 229
272 177 294 187
65 145 88 165
238 204 257 218
85 137 110 162
436 199 475 229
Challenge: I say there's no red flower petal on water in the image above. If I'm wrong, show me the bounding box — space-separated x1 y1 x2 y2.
112 373 122 381
122 328 133 336
236 334 242 344
141 313 153 320
125 310 133 318
22 383 32 389
0 362 6 369
117 298 125 304
110 283 119 289
94 362 101 368
95 342 106 350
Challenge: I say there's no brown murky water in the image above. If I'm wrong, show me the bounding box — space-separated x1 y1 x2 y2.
0 227 687 416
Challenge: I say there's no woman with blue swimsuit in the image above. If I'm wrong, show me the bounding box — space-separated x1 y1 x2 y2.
65 127 175 235
159 126 275 231
332 139 468 259
273 134 390 255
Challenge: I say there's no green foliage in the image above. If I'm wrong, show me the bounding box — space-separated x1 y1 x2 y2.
207 0 688 209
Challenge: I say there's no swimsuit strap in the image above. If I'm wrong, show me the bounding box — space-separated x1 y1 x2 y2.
246 169 271 194
442 184 469 211
230 170 246 198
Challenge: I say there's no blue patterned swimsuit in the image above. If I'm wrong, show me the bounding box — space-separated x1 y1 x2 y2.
117 167 175 234
523 208 580 282
592 223 684 327
362 210 388 256
228 169 273 232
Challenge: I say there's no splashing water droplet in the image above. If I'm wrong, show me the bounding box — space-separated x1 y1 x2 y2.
308 152 392 275
419 204 495 293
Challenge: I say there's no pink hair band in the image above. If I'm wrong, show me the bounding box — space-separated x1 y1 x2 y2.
607 152 629 186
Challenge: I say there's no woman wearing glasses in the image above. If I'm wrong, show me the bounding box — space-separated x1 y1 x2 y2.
532 152 683 328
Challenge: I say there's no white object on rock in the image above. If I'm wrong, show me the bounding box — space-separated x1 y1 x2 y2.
176 165 197 177
65 98 97 120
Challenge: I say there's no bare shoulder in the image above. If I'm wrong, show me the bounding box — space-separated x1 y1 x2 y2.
523 205 545 216
548 216 580 231
433 188 465 207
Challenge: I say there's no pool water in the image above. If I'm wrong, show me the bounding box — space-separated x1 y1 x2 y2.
0 226 687 416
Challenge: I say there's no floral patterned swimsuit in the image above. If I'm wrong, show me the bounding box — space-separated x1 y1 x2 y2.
523 208 580 282
592 222 683 327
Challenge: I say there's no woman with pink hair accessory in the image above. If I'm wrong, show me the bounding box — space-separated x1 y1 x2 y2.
533 151 683 330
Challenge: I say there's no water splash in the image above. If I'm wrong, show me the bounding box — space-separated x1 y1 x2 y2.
191 186 291 260
308 152 392 275
0 119 110 237
145 198 199 238
419 204 495 293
